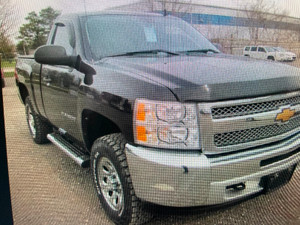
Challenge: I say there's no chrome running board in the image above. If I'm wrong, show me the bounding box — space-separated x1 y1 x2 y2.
47 133 90 168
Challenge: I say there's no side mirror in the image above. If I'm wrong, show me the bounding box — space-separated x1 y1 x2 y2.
34 45 96 85
34 45 78 67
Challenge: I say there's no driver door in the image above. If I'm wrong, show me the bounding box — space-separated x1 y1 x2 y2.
257 47 266 60
41 21 84 141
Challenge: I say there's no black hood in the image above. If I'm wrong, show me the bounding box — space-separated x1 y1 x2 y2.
100 54 300 102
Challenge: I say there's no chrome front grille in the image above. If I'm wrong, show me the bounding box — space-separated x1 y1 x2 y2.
211 94 300 119
214 115 300 147
198 91 300 154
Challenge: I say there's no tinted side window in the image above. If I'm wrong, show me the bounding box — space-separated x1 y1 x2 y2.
258 47 266 52
251 47 257 51
245 47 250 51
52 24 74 55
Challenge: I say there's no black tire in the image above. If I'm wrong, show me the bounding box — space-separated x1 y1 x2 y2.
91 133 152 225
25 97 52 144
267 56 275 61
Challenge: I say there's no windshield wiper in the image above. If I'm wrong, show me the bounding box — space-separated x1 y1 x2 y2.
179 49 219 54
105 49 179 58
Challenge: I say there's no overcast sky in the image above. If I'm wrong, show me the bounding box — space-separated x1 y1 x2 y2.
10 0 300 40
12 0 300 17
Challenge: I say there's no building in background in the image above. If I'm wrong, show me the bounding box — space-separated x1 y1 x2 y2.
110 0 300 55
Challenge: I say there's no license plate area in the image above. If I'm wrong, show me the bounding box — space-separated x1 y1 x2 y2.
259 164 296 192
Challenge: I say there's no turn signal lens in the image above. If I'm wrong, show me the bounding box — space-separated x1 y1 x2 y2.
136 103 145 121
136 126 147 142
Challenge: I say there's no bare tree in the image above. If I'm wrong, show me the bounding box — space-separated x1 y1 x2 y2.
244 0 289 44
0 0 15 38
0 0 16 58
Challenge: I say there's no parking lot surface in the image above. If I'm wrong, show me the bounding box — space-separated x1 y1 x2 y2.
3 76 300 225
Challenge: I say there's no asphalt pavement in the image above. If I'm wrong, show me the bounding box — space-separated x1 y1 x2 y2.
3 77 300 225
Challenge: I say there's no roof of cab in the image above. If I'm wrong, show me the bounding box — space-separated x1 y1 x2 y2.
56 10 164 21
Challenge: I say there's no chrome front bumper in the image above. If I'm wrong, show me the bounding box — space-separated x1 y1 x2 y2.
125 134 300 207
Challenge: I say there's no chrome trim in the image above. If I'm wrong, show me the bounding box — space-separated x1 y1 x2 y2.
125 138 300 207
209 132 300 165
212 105 300 133
125 144 211 207
47 134 88 167
198 91 300 154
203 91 300 111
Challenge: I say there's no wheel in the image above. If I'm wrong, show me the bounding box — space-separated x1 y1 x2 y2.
91 133 152 225
25 97 52 144
267 56 275 61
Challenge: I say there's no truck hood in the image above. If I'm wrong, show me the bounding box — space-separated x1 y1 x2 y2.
286 52 297 57
100 54 300 101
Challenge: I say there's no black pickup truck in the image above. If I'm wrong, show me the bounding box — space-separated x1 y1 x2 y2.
16 11 300 225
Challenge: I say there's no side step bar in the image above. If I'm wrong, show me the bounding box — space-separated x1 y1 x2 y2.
47 133 90 168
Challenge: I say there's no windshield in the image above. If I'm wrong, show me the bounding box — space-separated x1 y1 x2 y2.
83 14 219 59
274 47 286 52
265 47 275 52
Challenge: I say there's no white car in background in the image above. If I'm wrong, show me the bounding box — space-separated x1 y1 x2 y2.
273 47 297 61
243 46 293 62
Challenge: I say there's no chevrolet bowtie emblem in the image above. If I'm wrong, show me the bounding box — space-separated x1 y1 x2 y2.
275 108 295 122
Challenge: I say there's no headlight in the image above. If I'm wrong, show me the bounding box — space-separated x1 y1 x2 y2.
133 99 200 149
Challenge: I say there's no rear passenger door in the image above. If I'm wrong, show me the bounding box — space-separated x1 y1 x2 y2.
250 46 258 58
41 21 84 141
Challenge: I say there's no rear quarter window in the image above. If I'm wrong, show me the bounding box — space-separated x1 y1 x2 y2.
245 47 250 51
